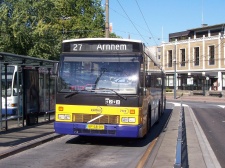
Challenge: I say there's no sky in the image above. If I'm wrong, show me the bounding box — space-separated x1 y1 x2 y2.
102 0 225 46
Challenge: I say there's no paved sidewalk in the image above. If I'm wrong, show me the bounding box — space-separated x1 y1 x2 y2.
167 94 225 103
149 104 221 168
0 121 63 160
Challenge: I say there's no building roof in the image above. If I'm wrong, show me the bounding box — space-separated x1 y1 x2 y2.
187 23 225 31
169 23 225 39
169 30 191 38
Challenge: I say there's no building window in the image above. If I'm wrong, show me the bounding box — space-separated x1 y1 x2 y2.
194 47 199 66
180 49 185 66
157 47 161 52
158 55 161 59
168 50 172 67
166 75 174 87
210 29 220 36
209 45 215 65
196 31 208 38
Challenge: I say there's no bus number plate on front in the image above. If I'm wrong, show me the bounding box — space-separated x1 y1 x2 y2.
86 124 104 130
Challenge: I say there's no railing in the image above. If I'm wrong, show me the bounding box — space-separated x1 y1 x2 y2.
174 102 189 168
0 115 23 131
44 110 55 121
0 110 55 131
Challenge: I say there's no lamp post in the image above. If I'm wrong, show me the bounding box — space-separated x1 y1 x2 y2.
173 58 176 99
206 76 209 94
105 0 109 38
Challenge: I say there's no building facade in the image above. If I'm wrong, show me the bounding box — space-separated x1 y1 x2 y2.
161 23 225 92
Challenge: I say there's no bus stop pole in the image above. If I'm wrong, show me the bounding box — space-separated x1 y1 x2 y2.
16 66 20 126
48 68 51 111
0 63 2 130
35 67 39 124
21 65 25 127
4 63 8 130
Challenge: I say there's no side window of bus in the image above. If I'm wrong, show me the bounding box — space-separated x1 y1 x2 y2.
150 75 155 87
13 72 18 96
139 71 144 87
149 75 162 88
12 72 22 96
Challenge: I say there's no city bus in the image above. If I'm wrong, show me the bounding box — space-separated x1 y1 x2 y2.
1 65 22 117
54 38 166 138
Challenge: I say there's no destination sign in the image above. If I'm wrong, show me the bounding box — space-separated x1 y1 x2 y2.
69 43 133 52
62 40 142 52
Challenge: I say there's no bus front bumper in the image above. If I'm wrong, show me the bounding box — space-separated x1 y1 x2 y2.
54 122 142 138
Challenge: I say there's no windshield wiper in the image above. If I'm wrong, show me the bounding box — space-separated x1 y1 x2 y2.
64 89 95 98
97 88 127 100
64 91 79 98
94 68 107 86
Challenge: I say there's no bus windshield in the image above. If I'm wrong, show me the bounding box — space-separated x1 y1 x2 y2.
58 55 140 94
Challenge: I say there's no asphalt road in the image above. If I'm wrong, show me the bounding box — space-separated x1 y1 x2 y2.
0 109 172 168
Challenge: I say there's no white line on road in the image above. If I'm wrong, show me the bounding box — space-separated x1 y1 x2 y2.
167 102 189 107
217 105 225 108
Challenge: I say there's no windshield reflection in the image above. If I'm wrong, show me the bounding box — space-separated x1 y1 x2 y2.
58 56 139 94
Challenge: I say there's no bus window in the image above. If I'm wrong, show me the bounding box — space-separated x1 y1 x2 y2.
1 79 13 97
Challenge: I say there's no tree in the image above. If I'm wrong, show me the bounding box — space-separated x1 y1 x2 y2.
110 32 122 38
0 0 105 60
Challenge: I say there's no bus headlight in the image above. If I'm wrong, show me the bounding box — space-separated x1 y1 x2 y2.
121 117 136 123
58 114 71 120
8 103 17 107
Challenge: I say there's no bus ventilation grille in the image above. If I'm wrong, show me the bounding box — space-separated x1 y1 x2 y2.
72 114 120 124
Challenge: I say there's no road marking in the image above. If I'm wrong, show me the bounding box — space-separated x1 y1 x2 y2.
167 102 189 107
136 138 158 168
217 105 225 108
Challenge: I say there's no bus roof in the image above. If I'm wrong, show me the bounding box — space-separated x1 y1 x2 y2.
62 38 143 44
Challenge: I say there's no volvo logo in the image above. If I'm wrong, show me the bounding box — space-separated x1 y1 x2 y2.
91 106 102 114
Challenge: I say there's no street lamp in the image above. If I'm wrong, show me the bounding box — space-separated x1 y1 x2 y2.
173 58 176 99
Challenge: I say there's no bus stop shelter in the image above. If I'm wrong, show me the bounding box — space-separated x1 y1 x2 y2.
0 52 58 130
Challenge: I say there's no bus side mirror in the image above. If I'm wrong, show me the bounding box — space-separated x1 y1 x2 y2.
146 75 151 87
139 72 144 87
19 85 23 95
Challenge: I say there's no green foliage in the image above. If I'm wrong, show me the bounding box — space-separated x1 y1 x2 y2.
0 0 107 60
110 32 122 38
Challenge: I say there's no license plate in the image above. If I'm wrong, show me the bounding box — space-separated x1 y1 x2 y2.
86 124 105 130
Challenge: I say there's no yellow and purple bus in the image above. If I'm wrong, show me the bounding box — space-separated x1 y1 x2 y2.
54 38 166 138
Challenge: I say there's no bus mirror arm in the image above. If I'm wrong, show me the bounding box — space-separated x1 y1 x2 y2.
19 85 23 94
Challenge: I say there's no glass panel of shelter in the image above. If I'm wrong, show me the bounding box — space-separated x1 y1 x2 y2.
0 64 55 130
